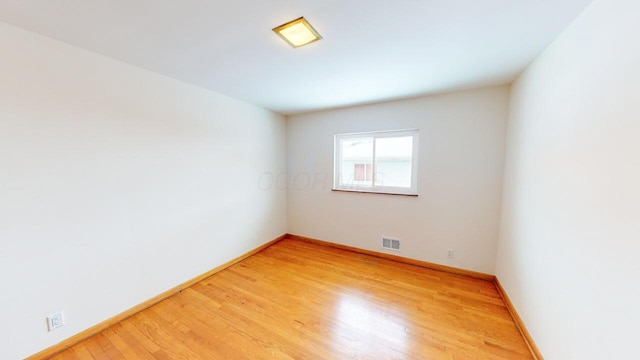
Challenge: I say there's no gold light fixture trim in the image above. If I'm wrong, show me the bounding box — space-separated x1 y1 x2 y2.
273 17 322 48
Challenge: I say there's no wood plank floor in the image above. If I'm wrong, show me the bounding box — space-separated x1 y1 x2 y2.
48 238 532 359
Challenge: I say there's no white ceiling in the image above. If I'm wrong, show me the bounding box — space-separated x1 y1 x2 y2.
0 0 593 115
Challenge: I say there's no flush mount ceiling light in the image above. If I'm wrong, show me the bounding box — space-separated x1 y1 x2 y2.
272 17 322 48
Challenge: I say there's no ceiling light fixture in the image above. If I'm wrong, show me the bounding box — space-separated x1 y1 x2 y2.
273 17 322 48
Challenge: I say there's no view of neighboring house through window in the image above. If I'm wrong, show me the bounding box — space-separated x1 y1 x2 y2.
334 129 419 195
354 163 373 181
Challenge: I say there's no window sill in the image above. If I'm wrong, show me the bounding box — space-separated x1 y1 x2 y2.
331 189 418 197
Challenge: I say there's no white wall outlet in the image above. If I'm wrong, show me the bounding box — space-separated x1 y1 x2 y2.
447 248 455 259
47 311 65 331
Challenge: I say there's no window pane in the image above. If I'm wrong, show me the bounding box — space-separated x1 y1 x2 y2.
334 130 418 195
340 137 373 186
374 136 413 188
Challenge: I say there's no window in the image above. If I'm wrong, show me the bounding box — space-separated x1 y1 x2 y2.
334 129 419 195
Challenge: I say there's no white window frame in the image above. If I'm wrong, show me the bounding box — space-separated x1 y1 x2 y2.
333 129 419 196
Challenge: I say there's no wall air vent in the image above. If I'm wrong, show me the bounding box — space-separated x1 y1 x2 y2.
382 237 401 251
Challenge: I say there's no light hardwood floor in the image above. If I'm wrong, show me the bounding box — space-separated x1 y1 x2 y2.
48 238 532 359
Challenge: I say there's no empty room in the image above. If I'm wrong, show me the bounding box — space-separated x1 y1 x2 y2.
1 0 638 359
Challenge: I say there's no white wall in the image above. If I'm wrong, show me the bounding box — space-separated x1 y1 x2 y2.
0 22 287 359
496 0 640 358
287 87 509 274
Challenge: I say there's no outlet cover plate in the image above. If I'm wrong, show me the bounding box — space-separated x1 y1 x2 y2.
47 311 65 331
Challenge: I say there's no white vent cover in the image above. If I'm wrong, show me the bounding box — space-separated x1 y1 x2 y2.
382 237 400 251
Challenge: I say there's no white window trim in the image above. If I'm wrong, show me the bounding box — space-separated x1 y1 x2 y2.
333 129 419 196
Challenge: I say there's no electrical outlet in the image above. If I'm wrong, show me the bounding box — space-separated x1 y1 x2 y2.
47 311 65 331
447 249 455 259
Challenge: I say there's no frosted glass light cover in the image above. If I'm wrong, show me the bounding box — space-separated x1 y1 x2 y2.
273 17 322 48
